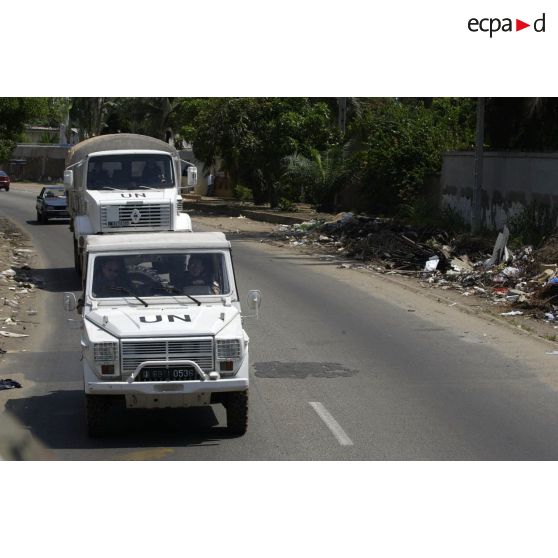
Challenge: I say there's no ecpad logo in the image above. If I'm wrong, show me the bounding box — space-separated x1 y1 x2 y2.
468 13 546 37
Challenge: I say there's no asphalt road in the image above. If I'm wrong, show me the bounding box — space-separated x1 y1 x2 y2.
3 188 558 460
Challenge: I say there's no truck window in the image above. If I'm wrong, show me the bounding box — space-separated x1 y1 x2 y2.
87 154 174 190
91 252 230 298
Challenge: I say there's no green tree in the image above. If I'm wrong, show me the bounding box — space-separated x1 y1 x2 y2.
484 98 558 150
346 98 475 214
0 98 49 160
69 97 112 138
188 98 338 206
283 145 349 211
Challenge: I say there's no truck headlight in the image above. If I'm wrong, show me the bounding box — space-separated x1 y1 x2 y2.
216 339 242 375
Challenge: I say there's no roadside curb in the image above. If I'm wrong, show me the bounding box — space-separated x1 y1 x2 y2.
184 201 318 226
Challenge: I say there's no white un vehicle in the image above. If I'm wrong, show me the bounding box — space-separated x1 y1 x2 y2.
64 231 261 437
64 134 197 275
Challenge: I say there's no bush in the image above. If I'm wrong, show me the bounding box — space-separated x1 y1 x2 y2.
233 184 253 203
508 202 558 247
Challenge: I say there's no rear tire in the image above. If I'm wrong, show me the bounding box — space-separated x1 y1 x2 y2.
225 390 249 436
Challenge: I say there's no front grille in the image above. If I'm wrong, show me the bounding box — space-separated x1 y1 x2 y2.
121 338 214 376
100 203 171 230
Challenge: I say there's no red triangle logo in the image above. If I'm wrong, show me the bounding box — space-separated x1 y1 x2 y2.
516 19 530 31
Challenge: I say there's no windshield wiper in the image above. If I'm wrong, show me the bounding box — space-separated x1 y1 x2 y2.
108 286 149 307
151 283 201 306
137 185 157 190
99 186 118 191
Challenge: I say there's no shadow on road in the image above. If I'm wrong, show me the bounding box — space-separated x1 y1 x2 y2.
11 264 81 293
25 219 70 227
5 389 233 454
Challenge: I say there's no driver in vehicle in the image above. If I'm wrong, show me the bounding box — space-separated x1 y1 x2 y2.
93 258 130 297
141 160 162 185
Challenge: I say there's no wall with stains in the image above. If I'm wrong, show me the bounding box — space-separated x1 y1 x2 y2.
441 151 558 230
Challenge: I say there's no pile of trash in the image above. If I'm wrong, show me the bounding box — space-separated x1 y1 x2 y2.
272 213 558 322
0 221 38 348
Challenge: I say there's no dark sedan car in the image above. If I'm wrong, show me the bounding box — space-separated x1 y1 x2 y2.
0 171 10 191
36 186 69 224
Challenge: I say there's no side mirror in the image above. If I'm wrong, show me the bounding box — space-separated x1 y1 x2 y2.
63 292 82 328
244 290 262 319
63 292 76 312
64 170 73 188
187 167 197 187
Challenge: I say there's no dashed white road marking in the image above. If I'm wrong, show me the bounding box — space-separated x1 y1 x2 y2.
309 401 353 446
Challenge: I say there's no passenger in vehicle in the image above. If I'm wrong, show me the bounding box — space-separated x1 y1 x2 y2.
181 255 220 294
88 164 109 188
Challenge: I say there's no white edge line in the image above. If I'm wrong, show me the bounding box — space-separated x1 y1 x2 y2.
309 401 353 446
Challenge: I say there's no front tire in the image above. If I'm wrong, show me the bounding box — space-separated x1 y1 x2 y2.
86 395 111 437
225 390 249 436
85 394 125 437
40 211 48 224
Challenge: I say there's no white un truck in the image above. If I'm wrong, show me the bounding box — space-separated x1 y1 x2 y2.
63 231 261 437
64 134 197 275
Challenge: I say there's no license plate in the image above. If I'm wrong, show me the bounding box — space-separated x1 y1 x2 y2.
139 366 198 382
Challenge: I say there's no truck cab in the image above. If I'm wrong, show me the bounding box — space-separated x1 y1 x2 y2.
64 231 261 437
64 134 197 274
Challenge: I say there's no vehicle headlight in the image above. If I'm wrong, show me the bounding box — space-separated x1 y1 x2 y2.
216 339 241 360
216 339 242 375
93 342 118 362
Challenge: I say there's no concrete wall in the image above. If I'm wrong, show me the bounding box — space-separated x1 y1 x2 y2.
10 145 70 181
441 151 558 230
179 149 234 198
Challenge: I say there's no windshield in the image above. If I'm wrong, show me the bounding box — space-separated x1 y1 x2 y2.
91 252 230 299
86 154 174 190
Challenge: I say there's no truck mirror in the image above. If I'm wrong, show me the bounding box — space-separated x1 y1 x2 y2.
187 167 197 187
63 292 77 312
64 170 73 188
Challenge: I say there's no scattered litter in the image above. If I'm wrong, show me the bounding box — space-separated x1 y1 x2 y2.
546 351 558 355
0 379 21 390
424 256 439 272
0 331 29 338
501 311 524 316
1 269 16 278
26 310 37 316
503 267 520 277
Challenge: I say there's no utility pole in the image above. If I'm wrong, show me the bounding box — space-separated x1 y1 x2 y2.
471 97 485 234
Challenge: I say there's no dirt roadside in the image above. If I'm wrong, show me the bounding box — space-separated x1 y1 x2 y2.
192 212 558 349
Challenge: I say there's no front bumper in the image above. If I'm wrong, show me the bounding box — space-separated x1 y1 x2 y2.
83 355 249 397
44 208 69 218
